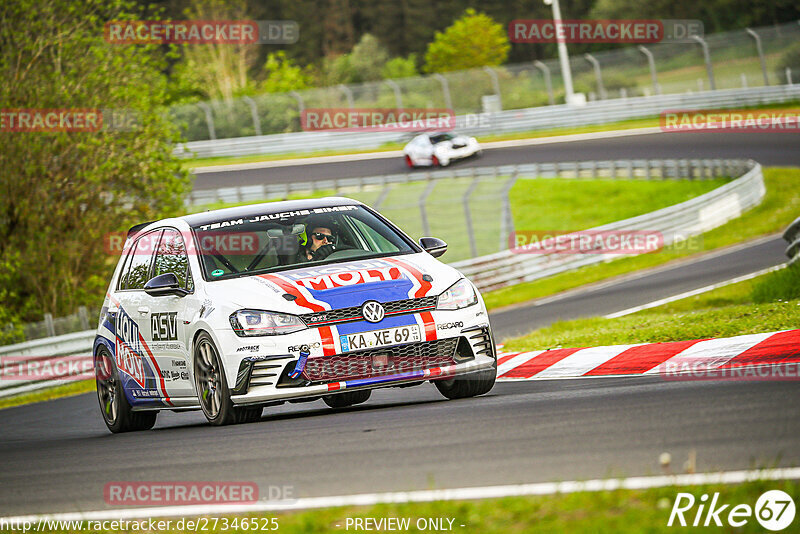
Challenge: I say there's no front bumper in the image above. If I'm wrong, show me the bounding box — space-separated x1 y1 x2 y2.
224 322 495 406
230 352 495 406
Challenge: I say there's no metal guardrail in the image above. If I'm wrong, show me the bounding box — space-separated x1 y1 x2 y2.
0 158 765 398
451 159 764 291
783 216 800 264
175 84 800 159
0 330 94 399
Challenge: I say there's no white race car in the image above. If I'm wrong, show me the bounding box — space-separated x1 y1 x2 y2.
403 132 481 168
94 198 497 432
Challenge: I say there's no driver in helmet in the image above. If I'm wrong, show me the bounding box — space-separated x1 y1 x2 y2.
296 215 338 263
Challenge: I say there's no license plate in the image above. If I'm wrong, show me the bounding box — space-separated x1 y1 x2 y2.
340 325 421 352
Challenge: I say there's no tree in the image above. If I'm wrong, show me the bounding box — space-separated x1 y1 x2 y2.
382 54 419 79
423 8 510 73
321 33 389 85
171 0 260 101
0 0 192 320
261 52 312 93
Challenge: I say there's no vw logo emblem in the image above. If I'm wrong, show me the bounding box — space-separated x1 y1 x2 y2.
361 301 385 323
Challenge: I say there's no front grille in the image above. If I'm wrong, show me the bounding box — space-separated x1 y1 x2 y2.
300 296 437 327
303 338 458 382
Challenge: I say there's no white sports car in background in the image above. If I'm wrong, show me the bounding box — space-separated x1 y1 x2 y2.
403 132 481 168
94 198 497 432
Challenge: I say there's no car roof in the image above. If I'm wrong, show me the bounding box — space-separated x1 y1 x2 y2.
180 196 363 227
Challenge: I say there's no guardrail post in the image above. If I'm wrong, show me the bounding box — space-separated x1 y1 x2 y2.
584 53 606 99
637 45 661 95
78 307 90 331
462 175 481 257
433 74 453 111
289 90 305 116
197 102 216 140
626 160 633 179
483 66 503 110
499 169 519 253
745 28 769 86
385 79 403 109
44 313 55 338
419 178 436 236
533 61 555 105
645 160 652 180
242 96 262 136
338 84 354 109
374 181 391 210
692 35 716 91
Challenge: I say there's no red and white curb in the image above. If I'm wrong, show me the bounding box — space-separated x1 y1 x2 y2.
495 329 800 381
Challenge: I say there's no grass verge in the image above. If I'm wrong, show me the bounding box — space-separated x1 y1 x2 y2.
28 479 798 533
484 167 800 311
502 263 800 353
0 380 94 411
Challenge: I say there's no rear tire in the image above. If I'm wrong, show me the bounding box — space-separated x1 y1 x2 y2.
95 348 157 433
194 333 262 426
323 389 371 409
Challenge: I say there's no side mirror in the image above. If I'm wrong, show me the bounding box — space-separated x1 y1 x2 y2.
144 273 188 297
419 237 447 258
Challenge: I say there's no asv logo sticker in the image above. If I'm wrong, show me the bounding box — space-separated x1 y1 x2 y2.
668 490 795 530
115 308 146 388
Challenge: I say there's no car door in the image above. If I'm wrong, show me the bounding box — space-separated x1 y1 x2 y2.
113 229 163 404
142 227 196 399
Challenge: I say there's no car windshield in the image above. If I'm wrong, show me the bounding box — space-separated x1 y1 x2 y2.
429 133 454 144
191 204 417 281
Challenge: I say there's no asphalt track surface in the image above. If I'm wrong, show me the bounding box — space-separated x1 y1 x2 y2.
192 131 800 190
1 131 798 518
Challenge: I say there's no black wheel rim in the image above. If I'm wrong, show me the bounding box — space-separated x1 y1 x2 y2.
96 352 117 424
196 340 223 418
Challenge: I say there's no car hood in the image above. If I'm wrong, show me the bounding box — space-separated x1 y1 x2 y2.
202 253 463 315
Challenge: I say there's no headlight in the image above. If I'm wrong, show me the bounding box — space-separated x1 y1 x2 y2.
437 279 478 310
229 310 306 337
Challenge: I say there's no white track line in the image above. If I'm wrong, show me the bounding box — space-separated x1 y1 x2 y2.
604 264 786 319
190 127 663 174
3 468 799 523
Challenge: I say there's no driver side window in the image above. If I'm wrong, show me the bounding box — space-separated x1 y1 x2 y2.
153 229 193 291
119 230 162 290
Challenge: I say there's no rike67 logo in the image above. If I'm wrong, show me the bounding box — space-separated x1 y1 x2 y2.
668 490 796 530
115 309 146 388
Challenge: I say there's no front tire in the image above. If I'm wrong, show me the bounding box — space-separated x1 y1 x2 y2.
95 348 157 433
434 366 496 399
323 389 371 408
194 333 262 426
